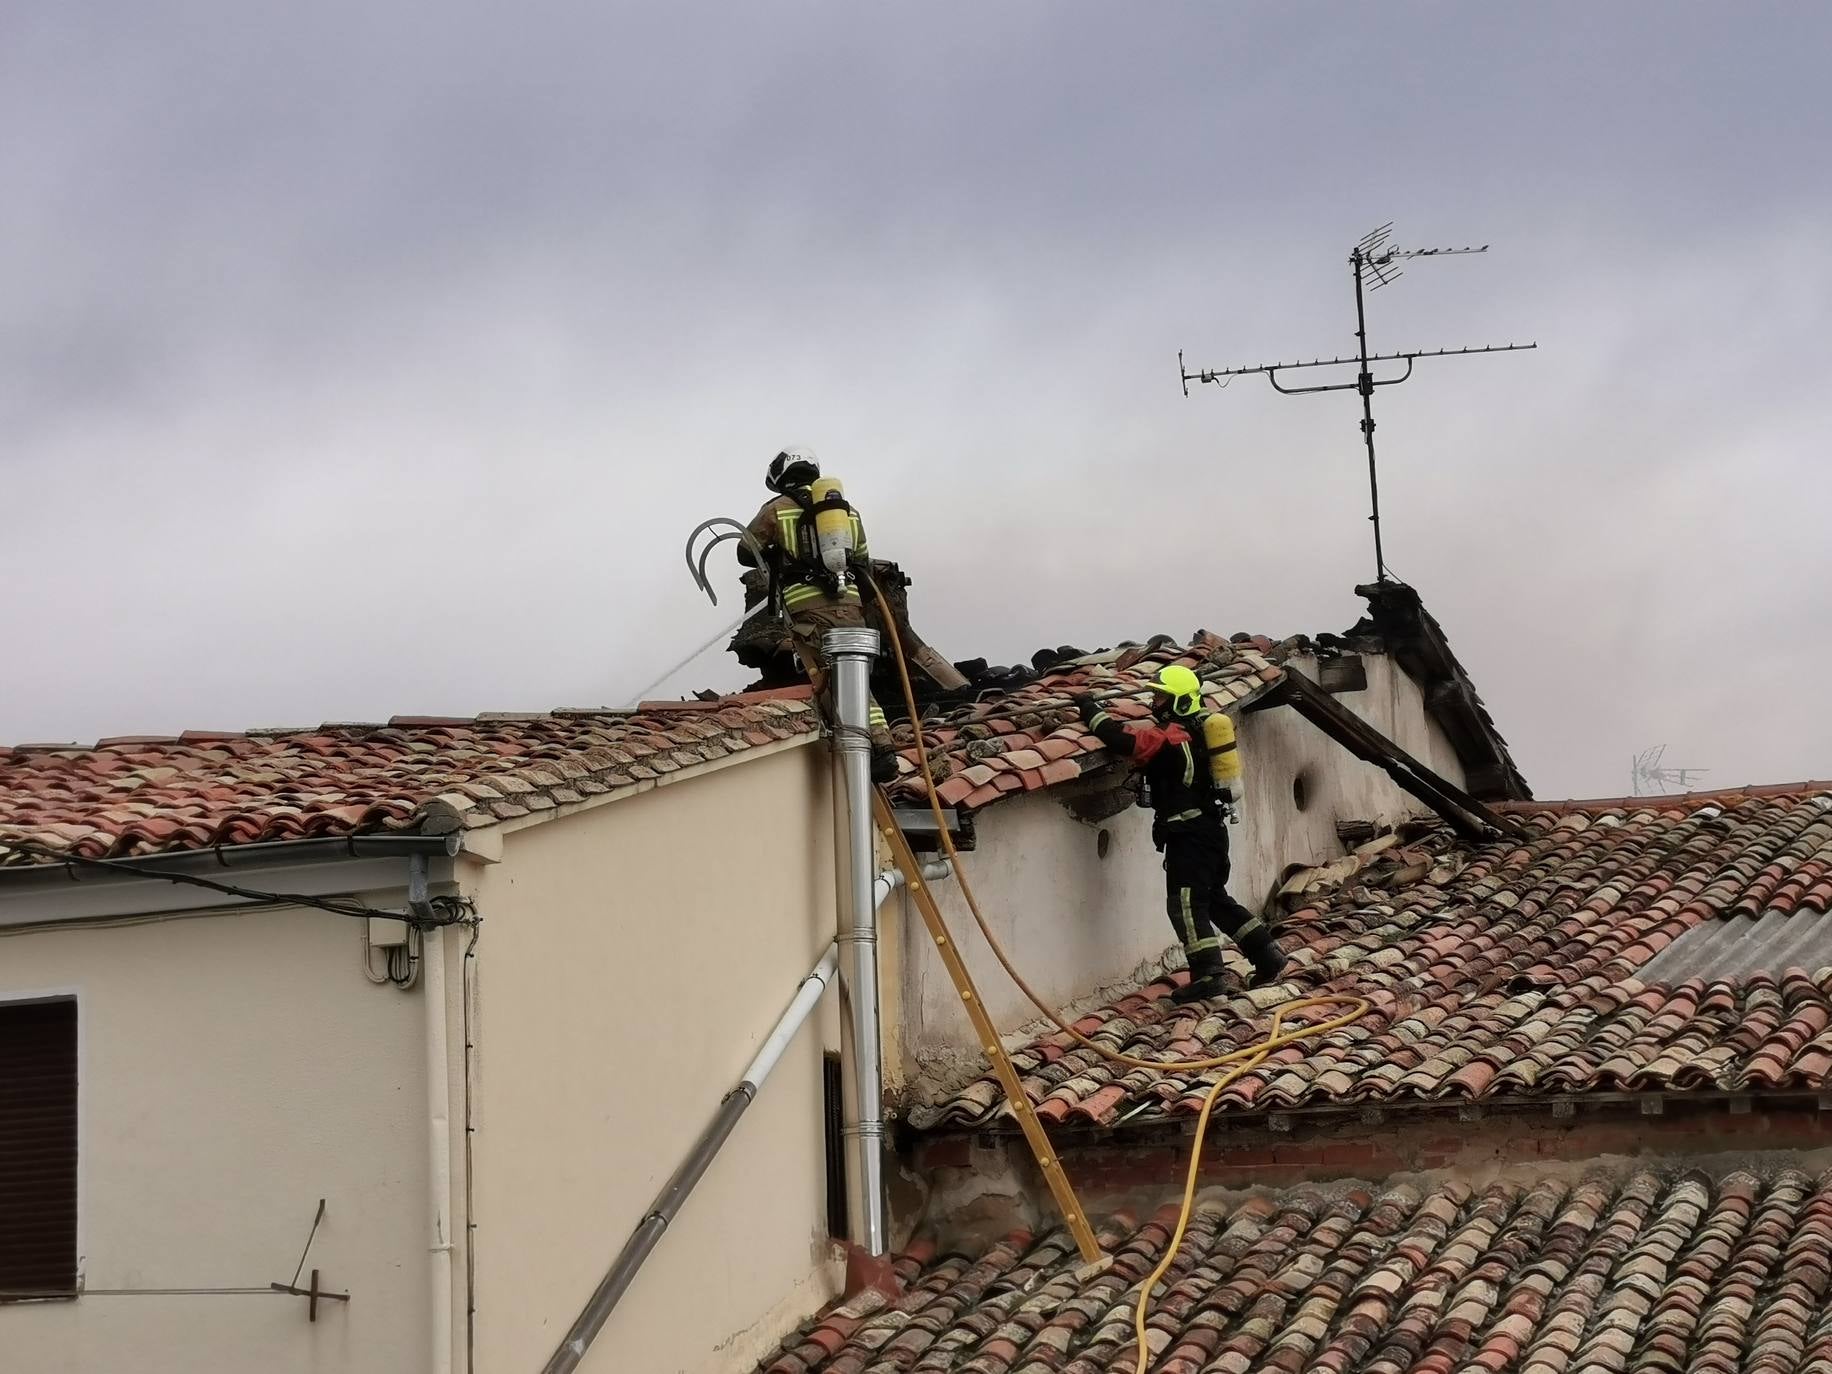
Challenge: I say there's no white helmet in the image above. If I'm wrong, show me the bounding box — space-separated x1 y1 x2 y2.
766 446 820 492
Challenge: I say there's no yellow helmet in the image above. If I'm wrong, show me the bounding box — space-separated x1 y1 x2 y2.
1152 664 1203 715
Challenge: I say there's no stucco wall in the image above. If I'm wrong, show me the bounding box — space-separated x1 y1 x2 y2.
896 651 1468 1073
0 906 430 1374
463 741 842 1374
1234 651 1466 894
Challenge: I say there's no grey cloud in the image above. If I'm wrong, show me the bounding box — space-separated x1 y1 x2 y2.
3 2 1829 800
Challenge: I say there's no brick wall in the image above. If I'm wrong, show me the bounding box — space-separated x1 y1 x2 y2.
906 1100 1832 1246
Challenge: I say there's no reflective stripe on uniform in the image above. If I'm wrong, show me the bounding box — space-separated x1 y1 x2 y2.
1187 936 1222 954
783 582 861 608
1237 917 1264 937
869 703 887 729
1181 742 1195 788
1164 807 1205 824
1088 711 1112 730
1176 888 1196 946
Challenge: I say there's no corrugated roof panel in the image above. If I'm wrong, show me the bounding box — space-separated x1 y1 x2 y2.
1639 909 1832 984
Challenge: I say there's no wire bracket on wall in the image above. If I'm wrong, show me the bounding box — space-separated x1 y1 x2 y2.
267 1198 351 1321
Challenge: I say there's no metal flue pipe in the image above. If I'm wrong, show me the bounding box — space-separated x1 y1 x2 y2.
824 625 888 1256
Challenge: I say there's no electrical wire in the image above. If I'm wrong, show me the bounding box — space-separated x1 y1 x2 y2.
0 838 466 927
362 925 395 984
867 576 1368 1374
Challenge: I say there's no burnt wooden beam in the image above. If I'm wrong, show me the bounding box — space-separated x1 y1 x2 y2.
1274 671 1526 843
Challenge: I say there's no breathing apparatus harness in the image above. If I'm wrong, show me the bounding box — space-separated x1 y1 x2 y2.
781 481 861 598
1125 677 1229 850
760 462 865 608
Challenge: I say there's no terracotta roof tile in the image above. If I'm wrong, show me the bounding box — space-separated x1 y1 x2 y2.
0 693 820 866
757 1169 1832 1374
917 790 1832 1129
885 640 1286 815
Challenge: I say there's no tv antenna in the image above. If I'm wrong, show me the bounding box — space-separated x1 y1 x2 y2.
1631 745 1708 797
1179 223 1537 581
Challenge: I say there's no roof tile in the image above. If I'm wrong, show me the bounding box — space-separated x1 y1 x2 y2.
759 1170 1832 1374
0 698 822 866
916 790 1832 1130
885 640 1286 815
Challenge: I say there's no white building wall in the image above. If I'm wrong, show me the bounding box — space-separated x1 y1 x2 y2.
462 740 843 1374
0 906 431 1374
1234 651 1467 893
894 651 1470 1076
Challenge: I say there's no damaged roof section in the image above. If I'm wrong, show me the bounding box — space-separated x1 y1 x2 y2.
883 635 1286 814
759 1167 1832 1374
882 579 1527 826
1261 667 1522 843
916 788 1832 1130
0 690 820 865
1348 579 1530 802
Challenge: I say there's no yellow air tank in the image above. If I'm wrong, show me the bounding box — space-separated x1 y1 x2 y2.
810 476 855 580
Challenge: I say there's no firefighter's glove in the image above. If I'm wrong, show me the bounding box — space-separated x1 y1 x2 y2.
1150 817 1168 852
1214 786 1240 826
1069 692 1098 723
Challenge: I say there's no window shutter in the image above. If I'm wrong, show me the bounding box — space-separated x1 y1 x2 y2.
0 999 78 1297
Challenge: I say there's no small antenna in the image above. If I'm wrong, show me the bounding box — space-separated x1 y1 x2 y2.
1631 745 1708 797
1180 224 1536 582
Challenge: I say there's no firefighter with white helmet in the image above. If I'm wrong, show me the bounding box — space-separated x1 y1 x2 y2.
738 447 964 782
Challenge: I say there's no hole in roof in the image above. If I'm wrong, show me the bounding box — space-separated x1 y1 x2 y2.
1292 772 1311 814
1096 828 1112 860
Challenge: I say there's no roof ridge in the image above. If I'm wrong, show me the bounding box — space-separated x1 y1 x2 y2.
0 694 823 865
1499 781 1832 812
2 685 826 755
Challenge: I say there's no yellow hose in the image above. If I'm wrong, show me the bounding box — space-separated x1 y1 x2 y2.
865 579 1367 1374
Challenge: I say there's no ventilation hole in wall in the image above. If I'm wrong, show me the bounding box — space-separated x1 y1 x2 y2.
1292 772 1311 813
1097 828 1112 860
822 1050 848 1240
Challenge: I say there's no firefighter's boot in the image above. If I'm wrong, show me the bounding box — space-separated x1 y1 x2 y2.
1239 924 1289 987
1171 946 1231 1005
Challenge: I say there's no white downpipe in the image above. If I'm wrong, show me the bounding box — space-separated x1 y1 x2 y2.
872 859 952 911
539 942 839 1374
423 925 454 1374
740 944 840 1088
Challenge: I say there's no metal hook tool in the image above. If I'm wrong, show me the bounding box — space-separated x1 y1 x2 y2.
683 517 766 607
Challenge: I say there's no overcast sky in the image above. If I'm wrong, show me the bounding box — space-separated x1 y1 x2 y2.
3 4 1828 799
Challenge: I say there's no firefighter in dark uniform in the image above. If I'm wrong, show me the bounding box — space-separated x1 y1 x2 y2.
737 447 908 782
1072 665 1287 1003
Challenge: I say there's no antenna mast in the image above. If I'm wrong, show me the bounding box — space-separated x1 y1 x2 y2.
1631 745 1708 797
1179 224 1537 581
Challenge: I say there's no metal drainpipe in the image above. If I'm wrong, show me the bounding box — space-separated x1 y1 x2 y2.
408 856 455 1374
824 625 887 1257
